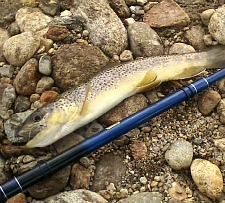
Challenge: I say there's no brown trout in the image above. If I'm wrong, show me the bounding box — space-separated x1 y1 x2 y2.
17 46 225 148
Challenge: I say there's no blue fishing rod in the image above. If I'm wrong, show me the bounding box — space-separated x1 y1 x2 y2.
0 68 225 202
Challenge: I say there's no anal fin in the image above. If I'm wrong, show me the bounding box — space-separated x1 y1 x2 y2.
136 70 161 92
172 66 205 80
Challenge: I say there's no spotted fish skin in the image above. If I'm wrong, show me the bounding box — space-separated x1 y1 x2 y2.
17 46 225 148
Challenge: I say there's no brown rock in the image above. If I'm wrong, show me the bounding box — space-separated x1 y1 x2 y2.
99 94 148 125
46 26 70 41
198 90 221 116
184 26 205 50
6 193 27 203
143 0 190 28
40 90 59 104
70 163 91 189
168 182 187 201
191 159 223 200
108 0 130 18
13 58 41 96
91 152 126 191
28 166 71 199
130 140 148 160
52 43 109 91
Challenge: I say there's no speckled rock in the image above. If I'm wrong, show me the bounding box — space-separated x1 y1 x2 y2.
13 58 41 96
165 139 193 170
209 6 225 45
216 98 225 124
0 83 16 119
168 182 188 201
39 55 52 75
28 166 71 199
0 28 9 62
108 0 130 18
201 9 215 26
128 22 163 57
191 159 223 200
46 26 70 41
14 95 31 113
169 43 195 54
6 193 27 203
35 77 54 94
198 90 221 116
214 138 225 151
70 163 91 189
100 94 148 125
119 50 133 62
4 110 33 143
119 192 162 203
15 7 53 32
45 189 107 203
71 0 128 56
3 32 40 66
143 0 190 28
52 43 109 91
91 152 126 191
130 140 148 160
184 26 205 50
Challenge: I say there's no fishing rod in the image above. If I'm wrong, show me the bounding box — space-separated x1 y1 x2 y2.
0 68 225 202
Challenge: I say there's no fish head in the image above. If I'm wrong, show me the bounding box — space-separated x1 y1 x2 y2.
17 101 79 148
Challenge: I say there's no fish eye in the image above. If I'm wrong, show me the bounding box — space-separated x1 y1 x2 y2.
32 114 42 122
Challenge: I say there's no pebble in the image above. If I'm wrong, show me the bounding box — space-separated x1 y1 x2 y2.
6 193 27 203
71 0 128 56
46 26 70 41
35 76 54 94
30 94 41 103
108 0 130 18
128 22 163 57
0 83 16 119
184 25 205 50
130 140 148 160
0 28 9 62
91 152 126 191
191 159 223 200
14 95 31 113
168 182 188 201
28 166 71 199
119 50 133 62
81 121 104 138
119 192 162 203
13 58 41 96
39 90 59 104
201 9 215 26
44 189 107 203
198 90 221 116
137 0 148 6
70 163 91 190
100 94 148 125
140 176 148 185
143 0 190 28
39 0 59 16
218 78 225 93
38 55 52 75
3 32 40 66
165 139 193 170
203 34 213 46
217 98 225 124
15 7 52 32
209 6 225 45
4 110 33 143
0 65 14 78
52 43 109 91
124 17 136 26
0 157 10 184
169 43 195 54
214 138 225 151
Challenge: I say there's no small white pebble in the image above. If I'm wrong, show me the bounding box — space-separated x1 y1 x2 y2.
140 176 148 185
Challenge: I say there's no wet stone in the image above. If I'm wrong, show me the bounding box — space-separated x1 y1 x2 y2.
91 152 126 191
14 95 31 113
39 55 52 75
143 0 190 28
128 22 163 57
35 77 54 94
3 32 40 66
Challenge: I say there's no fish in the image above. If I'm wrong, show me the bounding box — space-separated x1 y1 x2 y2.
17 45 225 148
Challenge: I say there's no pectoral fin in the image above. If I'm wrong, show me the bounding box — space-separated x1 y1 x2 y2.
136 70 161 92
172 66 205 80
